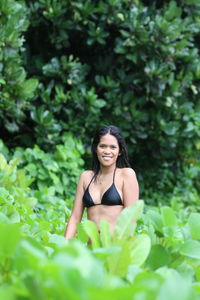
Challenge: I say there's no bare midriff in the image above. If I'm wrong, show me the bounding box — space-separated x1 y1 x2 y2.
87 205 123 233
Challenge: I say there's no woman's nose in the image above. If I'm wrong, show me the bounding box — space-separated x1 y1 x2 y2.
103 148 111 154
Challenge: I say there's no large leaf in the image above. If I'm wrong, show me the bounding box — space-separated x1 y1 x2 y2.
132 271 163 299
161 206 177 228
53 240 106 286
145 244 170 270
88 286 139 300
130 234 151 266
187 213 200 240
0 286 15 300
180 240 200 259
114 200 144 240
81 220 100 249
99 219 112 248
0 223 20 256
157 269 194 300
106 241 132 277
19 78 38 98
14 238 47 273
93 246 121 259
76 222 89 244
0 153 7 171
0 212 10 224
145 209 163 233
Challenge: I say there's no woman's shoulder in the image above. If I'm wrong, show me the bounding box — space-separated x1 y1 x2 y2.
119 167 137 178
79 170 94 182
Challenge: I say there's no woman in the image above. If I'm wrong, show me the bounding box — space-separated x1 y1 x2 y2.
64 125 139 239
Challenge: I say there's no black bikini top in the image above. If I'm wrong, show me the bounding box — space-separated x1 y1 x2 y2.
82 168 123 208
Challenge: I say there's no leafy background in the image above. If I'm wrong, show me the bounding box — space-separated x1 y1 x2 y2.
0 0 200 299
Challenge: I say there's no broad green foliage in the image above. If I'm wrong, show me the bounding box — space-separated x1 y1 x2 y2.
0 153 67 240
0 153 200 299
12 132 85 202
0 0 38 134
79 201 151 277
142 204 200 275
24 0 200 199
0 0 200 201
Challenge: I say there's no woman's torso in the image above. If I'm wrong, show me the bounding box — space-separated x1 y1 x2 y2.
82 168 125 232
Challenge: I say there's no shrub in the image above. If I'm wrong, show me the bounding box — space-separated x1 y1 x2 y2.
0 0 38 143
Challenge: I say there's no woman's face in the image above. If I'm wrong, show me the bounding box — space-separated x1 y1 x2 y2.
96 134 120 167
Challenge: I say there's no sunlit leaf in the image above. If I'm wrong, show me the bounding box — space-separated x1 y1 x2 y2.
82 220 100 249
114 200 144 240
161 206 177 228
99 219 112 248
180 240 200 259
187 213 200 240
0 223 20 256
130 234 151 266
145 245 170 270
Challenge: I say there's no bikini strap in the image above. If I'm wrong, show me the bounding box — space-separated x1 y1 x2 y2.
86 172 95 189
113 167 117 183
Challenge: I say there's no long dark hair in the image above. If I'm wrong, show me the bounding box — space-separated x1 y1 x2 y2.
91 125 130 178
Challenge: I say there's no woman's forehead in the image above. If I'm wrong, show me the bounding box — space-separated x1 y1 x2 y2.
99 134 118 145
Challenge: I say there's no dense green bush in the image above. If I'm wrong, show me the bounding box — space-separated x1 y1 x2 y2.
13 132 85 202
0 152 200 299
1 0 200 200
0 0 38 140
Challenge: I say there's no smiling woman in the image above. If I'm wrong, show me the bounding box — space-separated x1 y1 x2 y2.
64 125 139 239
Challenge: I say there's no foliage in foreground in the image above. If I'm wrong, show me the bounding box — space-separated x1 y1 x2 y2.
0 153 200 299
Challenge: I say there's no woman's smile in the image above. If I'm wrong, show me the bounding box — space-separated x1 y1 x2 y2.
102 156 112 160
96 133 120 167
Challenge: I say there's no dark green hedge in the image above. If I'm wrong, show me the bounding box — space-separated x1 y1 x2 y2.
1 0 200 201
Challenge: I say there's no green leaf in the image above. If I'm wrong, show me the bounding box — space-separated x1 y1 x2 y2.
180 240 200 259
0 79 6 85
76 222 88 243
157 270 193 300
82 220 100 249
9 210 20 223
161 206 177 228
14 238 47 272
176 263 195 281
187 213 200 240
146 210 163 233
107 241 132 277
93 246 121 259
133 271 163 297
0 153 7 170
130 234 151 266
0 212 10 224
88 286 139 300
114 200 144 240
19 78 38 98
0 223 20 256
0 286 15 300
7 157 20 175
145 245 170 270
48 234 67 247
99 219 112 248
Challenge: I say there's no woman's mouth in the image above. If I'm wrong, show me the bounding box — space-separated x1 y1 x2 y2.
102 156 112 161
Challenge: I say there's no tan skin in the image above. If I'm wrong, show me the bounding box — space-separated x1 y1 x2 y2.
64 133 139 239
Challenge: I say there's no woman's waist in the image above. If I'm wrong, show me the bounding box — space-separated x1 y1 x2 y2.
87 205 123 224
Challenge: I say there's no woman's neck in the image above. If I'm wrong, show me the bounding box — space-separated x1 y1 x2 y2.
99 164 116 175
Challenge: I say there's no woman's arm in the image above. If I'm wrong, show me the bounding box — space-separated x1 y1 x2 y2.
64 172 86 239
122 168 139 207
